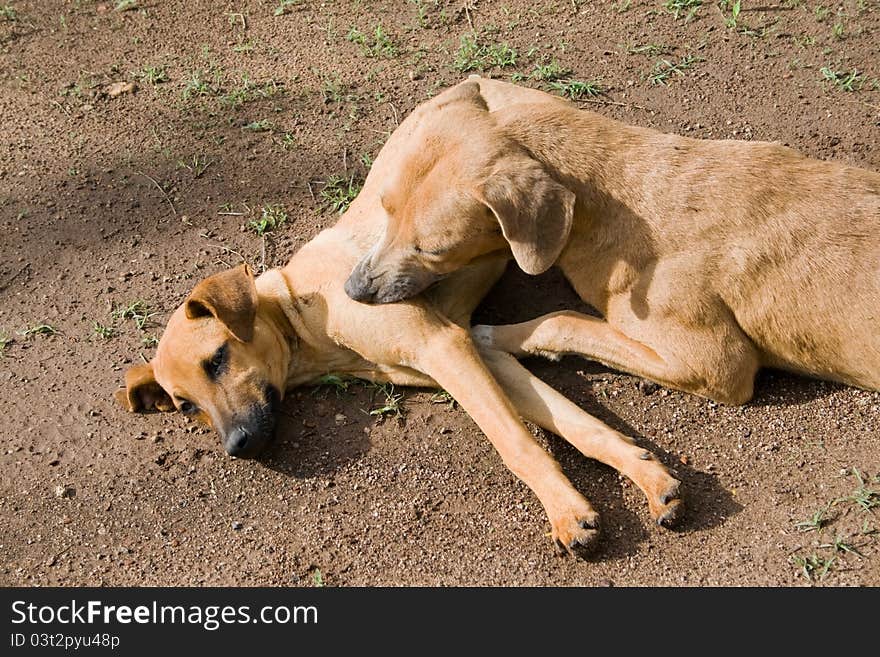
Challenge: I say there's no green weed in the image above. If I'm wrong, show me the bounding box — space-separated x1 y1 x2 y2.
135 66 168 85
20 323 57 337
249 204 288 236
821 67 864 91
790 553 835 581
548 78 604 99
369 383 404 419
347 24 398 58
320 175 362 214
453 34 517 72
648 54 703 85
111 301 156 331
664 0 702 21
92 322 115 339
273 0 301 16
794 506 832 533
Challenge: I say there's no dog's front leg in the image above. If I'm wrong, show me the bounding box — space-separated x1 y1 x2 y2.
411 325 601 553
479 348 683 527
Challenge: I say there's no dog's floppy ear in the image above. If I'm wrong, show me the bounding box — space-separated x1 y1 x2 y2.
184 263 257 342
476 156 575 275
114 361 174 413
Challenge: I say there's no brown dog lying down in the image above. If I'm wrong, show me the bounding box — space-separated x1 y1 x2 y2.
346 77 880 405
114 83 682 554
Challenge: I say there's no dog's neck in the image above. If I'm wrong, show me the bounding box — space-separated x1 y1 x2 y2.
493 104 650 202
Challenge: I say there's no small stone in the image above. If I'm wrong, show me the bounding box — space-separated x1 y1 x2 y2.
334 413 347 426
638 380 659 395
54 484 75 498
231 521 243 531
105 81 137 98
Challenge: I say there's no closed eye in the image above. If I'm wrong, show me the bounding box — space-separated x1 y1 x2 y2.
202 343 228 381
414 245 447 257
177 399 198 415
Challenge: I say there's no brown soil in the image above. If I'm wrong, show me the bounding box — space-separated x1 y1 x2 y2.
1 0 878 587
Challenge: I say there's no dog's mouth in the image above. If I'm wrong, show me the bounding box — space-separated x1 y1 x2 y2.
222 384 281 458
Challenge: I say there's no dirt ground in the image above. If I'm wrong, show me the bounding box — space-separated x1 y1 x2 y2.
1 0 878 587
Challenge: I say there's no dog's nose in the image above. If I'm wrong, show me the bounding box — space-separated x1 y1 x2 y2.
344 271 376 303
225 427 251 456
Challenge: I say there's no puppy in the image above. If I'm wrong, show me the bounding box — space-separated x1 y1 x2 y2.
115 82 682 553
345 77 880 405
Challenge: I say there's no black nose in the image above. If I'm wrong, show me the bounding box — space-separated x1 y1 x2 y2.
225 427 251 456
344 271 376 303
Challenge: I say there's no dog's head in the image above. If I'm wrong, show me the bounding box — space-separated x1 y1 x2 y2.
114 264 290 458
344 80 576 305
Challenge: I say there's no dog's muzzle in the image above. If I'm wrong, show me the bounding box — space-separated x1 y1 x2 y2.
345 258 438 304
223 385 281 458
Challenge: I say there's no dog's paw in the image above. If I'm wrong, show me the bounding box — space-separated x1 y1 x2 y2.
647 479 683 528
550 506 601 557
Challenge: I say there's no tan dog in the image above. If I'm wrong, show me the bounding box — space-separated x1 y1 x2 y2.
114 82 682 554
345 77 880 405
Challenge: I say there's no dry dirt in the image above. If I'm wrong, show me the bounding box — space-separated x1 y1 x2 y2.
1 0 879 587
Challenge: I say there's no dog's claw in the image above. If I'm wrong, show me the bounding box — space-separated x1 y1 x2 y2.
552 508 601 557
649 481 683 528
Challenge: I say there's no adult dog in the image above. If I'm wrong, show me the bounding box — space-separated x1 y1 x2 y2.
114 82 682 554
345 77 880 405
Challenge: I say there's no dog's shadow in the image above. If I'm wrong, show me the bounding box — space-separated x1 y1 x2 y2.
260 386 376 479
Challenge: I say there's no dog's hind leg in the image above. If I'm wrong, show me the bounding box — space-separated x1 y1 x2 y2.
480 349 683 527
472 310 759 405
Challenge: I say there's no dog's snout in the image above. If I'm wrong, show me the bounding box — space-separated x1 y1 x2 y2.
344 267 377 303
225 426 252 456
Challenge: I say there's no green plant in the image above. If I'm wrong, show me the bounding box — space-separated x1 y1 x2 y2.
320 175 362 214
663 0 702 21
430 390 457 409
790 553 835 581
369 384 404 418
648 54 703 85
111 300 157 331
627 43 673 56
0 5 18 21
93 322 115 339
135 66 168 85
814 4 830 21
141 334 159 347
794 506 831 532
273 0 301 16
820 67 864 91
548 78 604 99
721 0 741 28
181 70 219 99
347 24 398 58
0 333 11 355
177 155 212 178
20 323 57 337
314 374 355 397
453 34 517 72
835 468 880 512
312 568 324 587
114 0 138 11
242 119 273 132
249 204 288 236
531 60 569 82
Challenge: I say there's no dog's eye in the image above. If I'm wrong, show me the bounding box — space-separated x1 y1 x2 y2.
178 400 197 415
414 245 446 257
203 343 228 380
